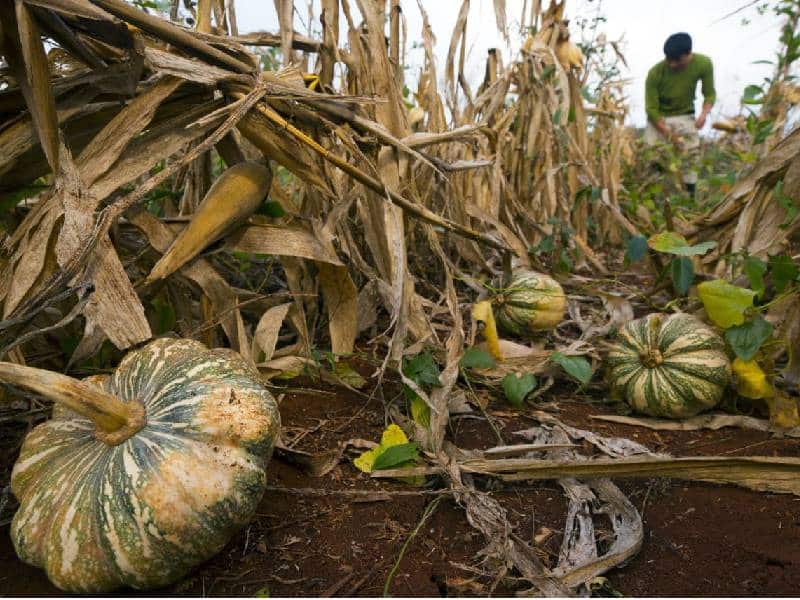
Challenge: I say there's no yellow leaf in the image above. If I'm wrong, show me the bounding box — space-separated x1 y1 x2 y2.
353 424 409 473
732 358 774 400
765 392 800 429
410 395 431 428
472 300 503 361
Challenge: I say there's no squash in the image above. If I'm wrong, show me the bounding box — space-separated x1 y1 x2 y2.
0 338 280 593
491 270 566 337
605 313 731 418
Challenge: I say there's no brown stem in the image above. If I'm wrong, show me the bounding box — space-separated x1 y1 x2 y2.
639 348 663 368
0 362 145 446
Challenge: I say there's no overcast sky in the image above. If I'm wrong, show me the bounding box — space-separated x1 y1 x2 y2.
232 1 786 127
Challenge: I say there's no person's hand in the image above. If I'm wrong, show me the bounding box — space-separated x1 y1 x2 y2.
668 130 684 149
695 114 707 129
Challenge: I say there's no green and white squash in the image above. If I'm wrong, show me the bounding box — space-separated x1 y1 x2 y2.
605 313 731 418
492 270 566 337
0 338 280 593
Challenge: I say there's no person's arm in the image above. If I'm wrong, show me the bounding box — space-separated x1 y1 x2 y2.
696 59 716 129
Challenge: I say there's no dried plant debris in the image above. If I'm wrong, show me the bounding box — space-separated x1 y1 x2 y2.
1 0 799 596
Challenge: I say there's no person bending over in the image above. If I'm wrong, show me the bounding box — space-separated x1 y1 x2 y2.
644 32 715 196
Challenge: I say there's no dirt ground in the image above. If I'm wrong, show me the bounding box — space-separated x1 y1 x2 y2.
1 372 799 597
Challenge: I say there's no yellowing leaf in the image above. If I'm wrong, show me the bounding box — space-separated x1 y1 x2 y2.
353 424 410 473
648 232 716 256
697 280 756 328
410 395 431 427
732 358 774 400
765 392 800 429
472 300 503 361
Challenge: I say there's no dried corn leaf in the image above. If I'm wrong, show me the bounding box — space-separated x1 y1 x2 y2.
1 2 61 172
224 224 343 265
129 210 249 357
317 263 357 355
252 302 292 362
591 413 800 438
143 47 238 85
461 454 800 496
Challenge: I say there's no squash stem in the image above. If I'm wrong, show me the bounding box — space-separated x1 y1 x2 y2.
0 362 145 445
639 349 663 369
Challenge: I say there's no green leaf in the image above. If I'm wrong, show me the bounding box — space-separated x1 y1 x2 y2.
774 181 799 228
403 351 441 388
550 352 593 385
648 232 716 256
725 317 774 361
742 84 765 104
502 373 537 408
258 200 286 217
670 257 694 296
697 279 756 328
333 361 367 389
625 235 648 264
372 443 419 471
460 347 497 369
743 256 767 298
769 255 799 293
150 298 176 335
253 587 271 598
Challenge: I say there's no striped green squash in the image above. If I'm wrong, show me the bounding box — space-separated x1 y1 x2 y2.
492 270 566 337
605 313 731 418
9 338 280 593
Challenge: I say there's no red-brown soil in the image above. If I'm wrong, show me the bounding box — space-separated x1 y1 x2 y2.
1 376 799 597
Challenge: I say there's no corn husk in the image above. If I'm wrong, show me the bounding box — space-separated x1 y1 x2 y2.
145 161 271 283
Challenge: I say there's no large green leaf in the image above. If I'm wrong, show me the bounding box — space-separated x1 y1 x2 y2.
550 352 593 385
648 232 716 257
502 373 537 408
697 279 756 328
725 317 773 361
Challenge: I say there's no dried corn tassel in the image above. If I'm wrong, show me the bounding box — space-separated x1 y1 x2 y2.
145 161 272 283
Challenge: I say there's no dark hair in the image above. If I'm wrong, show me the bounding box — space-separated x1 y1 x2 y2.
663 33 692 59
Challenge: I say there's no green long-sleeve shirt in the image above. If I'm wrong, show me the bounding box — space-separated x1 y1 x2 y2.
645 53 716 123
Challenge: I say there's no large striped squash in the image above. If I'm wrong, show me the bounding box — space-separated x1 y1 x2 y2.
5 338 280 593
492 270 566 337
605 313 731 418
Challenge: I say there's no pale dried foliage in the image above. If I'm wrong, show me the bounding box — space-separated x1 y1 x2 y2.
1 0 799 594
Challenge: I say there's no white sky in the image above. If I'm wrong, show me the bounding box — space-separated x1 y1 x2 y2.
232 1 786 127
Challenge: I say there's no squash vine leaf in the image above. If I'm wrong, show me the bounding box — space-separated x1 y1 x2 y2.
670 257 694 296
354 424 420 479
648 232 717 256
502 373 537 408
550 352 593 385
461 347 496 369
725 317 773 361
697 280 756 328
743 256 767 299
